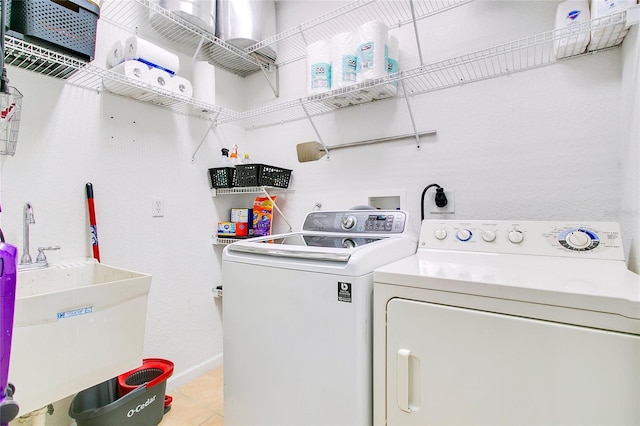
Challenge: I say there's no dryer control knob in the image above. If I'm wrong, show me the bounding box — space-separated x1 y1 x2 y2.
341 215 357 230
481 230 496 242
508 229 524 244
456 229 472 242
434 228 447 240
567 230 591 248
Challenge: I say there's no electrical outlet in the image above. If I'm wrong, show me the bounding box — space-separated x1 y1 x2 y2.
152 199 164 217
430 190 455 214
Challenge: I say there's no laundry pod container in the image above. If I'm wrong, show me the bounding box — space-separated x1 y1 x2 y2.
69 358 173 426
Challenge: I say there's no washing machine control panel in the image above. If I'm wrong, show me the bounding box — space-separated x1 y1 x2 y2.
419 220 625 260
302 210 408 234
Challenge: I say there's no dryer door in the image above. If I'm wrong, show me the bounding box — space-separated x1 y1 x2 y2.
386 298 640 425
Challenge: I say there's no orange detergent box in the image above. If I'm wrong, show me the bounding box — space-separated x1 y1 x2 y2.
235 222 249 237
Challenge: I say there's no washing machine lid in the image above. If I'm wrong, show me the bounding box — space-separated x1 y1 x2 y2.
224 210 417 273
226 232 389 262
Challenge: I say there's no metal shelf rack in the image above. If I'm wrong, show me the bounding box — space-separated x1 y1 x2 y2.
248 0 474 67
210 186 294 197
98 0 270 77
224 7 638 130
3 0 638 130
211 186 295 245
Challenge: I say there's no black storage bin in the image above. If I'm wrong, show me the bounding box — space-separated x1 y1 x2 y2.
235 163 292 188
69 377 167 426
208 166 236 188
10 0 100 60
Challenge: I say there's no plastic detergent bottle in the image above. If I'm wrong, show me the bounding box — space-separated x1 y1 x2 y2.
230 144 240 166
241 153 251 164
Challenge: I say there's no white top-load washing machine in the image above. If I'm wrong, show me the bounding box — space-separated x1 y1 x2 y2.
222 210 417 426
373 219 640 426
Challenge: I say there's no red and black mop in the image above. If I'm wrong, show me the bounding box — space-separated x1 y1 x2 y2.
85 183 100 262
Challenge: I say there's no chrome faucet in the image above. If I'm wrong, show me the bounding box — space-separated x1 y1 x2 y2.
20 202 35 265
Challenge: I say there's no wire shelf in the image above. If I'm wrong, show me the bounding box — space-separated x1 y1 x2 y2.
249 0 474 66
211 186 295 197
65 63 238 120
98 0 268 77
222 8 634 130
4 35 87 78
3 0 636 130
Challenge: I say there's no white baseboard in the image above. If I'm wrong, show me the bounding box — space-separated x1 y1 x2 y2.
165 353 223 392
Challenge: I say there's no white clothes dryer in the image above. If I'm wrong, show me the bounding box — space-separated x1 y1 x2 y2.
223 210 417 426
373 220 640 426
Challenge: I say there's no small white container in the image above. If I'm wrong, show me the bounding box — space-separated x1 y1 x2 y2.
554 0 591 59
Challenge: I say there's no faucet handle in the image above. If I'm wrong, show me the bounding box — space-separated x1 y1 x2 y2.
36 246 61 263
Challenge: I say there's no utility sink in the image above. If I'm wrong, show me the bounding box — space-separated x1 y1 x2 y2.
8 259 151 415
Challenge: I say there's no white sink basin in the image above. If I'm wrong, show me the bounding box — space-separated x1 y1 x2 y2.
8 259 151 415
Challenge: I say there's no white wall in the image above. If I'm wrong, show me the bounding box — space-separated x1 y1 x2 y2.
1 0 638 420
620 25 640 272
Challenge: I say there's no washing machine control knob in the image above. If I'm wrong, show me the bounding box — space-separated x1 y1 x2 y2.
508 229 524 244
566 230 591 248
341 215 357 230
481 230 496 242
434 228 447 240
456 229 472 242
342 238 356 249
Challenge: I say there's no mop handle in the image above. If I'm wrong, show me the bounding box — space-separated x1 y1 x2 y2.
86 183 100 262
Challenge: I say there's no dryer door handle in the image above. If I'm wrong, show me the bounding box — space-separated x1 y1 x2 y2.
397 349 412 413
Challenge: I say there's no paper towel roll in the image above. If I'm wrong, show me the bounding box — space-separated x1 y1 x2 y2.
553 0 590 59
331 32 358 90
125 36 180 75
378 34 399 97
171 75 193 98
356 20 388 83
306 40 332 95
103 60 149 98
588 0 636 51
106 40 125 69
146 67 172 90
192 61 216 105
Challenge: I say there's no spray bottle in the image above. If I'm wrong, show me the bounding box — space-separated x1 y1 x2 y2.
229 144 240 166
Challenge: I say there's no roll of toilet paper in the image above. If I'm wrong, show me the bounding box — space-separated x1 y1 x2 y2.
588 0 636 51
356 20 388 83
106 40 125 69
306 40 332 95
553 0 590 59
171 75 194 98
103 60 150 98
331 32 358 90
125 36 180 75
192 61 216 105
146 67 172 91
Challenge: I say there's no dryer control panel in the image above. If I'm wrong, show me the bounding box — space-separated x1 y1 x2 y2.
302 210 408 234
419 220 625 260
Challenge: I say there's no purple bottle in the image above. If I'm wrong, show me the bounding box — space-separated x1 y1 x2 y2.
0 242 18 426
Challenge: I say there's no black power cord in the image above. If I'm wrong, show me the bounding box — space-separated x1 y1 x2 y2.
420 183 448 220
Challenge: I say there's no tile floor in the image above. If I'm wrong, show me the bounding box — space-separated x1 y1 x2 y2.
160 366 224 426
